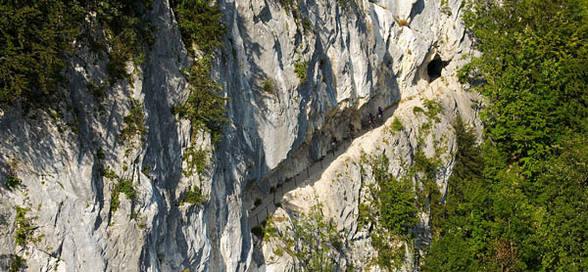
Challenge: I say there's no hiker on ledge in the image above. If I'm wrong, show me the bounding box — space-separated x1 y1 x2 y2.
369 112 375 129
378 106 384 123
331 136 337 156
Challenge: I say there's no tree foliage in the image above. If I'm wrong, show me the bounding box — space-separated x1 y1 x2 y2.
5 175 21 190
93 0 154 84
0 0 153 108
179 185 206 206
182 146 208 177
177 56 228 143
425 1 588 270
0 0 79 106
294 60 308 82
171 0 228 143
102 166 137 219
358 152 419 270
171 0 224 55
265 203 345 271
459 0 588 170
8 254 26 272
14 206 36 247
370 153 418 236
119 99 146 142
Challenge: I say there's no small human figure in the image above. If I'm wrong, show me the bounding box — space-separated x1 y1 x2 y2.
378 106 384 123
348 123 355 139
331 136 337 156
369 112 375 128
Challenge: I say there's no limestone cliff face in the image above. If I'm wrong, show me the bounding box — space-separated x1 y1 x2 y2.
232 0 479 270
0 0 476 271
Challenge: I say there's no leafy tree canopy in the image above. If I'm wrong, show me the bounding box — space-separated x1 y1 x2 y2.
426 0 588 271
0 0 153 108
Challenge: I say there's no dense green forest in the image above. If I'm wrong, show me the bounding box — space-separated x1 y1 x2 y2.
0 0 153 107
425 0 587 270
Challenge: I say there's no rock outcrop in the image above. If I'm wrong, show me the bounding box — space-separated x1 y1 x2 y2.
0 0 478 271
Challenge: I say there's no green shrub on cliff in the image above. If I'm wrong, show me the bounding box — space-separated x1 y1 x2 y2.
179 185 206 206
172 0 225 55
294 60 308 82
171 0 228 143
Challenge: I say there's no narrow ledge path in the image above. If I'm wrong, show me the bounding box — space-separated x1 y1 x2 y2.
247 104 399 228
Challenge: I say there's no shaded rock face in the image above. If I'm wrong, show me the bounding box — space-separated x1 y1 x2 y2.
0 0 474 272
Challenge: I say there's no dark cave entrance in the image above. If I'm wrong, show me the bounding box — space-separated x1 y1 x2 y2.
426 55 448 82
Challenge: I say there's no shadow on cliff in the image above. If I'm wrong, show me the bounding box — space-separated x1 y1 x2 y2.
410 0 426 19
0 53 130 231
234 7 290 123
135 1 208 270
247 71 401 269
190 0 282 269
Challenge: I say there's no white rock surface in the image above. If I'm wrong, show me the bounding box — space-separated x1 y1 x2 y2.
264 78 481 270
241 0 481 270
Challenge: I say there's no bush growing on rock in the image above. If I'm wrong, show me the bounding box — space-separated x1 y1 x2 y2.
13 206 36 246
8 254 26 272
391 117 403 132
262 79 275 94
182 147 208 178
264 204 344 271
119 99 146 142
171 0 228 143
109 178 137 217
180 185 206 206
5 175 21 190
294 60 308 82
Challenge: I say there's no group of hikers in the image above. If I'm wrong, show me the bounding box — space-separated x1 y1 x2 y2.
350 106 384 137
330 106 384 156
